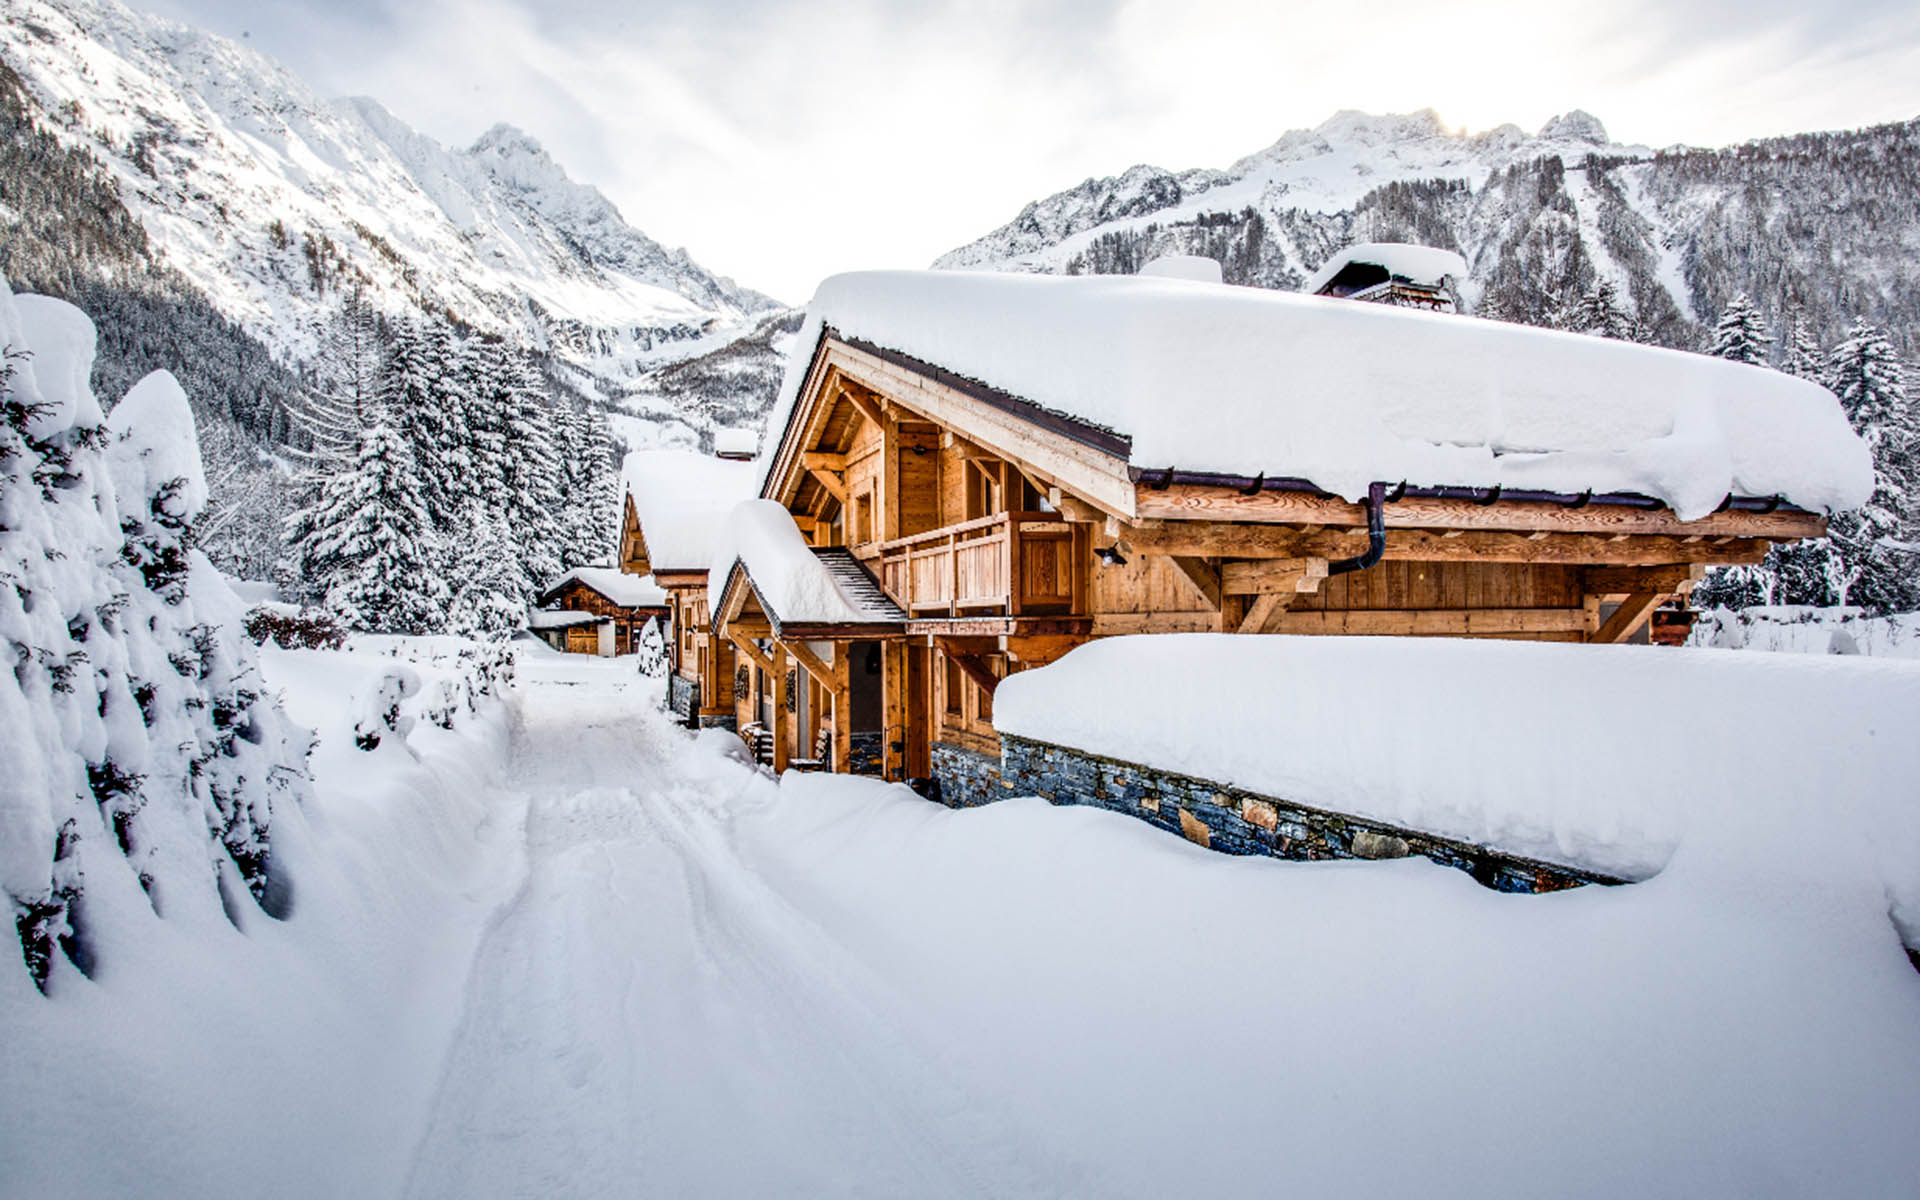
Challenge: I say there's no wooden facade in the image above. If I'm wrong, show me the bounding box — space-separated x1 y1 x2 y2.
619 493 738 726
701 330 1824 785
534 574 667 656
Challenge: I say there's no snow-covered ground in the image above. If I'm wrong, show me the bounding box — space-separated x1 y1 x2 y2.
6 641 1919 1198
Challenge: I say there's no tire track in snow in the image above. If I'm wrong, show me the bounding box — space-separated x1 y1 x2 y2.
398 659 1075 1199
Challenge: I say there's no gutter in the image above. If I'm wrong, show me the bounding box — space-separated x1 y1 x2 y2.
1131 468 1799 516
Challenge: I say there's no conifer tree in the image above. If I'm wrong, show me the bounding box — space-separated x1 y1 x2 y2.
1819 321 1920 611
1782 320 1825 381
1563 279 1646 342
384 318 471 539
308 415 446 632
499 348 565 598
1707 294 1771 365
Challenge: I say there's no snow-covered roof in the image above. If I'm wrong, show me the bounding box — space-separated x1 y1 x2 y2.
539 567 668 609
996 633 1920 891
766 271 1872 520
621 449 758 573
711 500 905 632
528 609 602 630
713 426 760 459
1302 242 1468 294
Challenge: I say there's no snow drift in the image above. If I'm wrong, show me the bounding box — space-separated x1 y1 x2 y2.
994 633 1920 939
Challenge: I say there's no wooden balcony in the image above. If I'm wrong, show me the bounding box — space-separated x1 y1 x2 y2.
870 512 1084 617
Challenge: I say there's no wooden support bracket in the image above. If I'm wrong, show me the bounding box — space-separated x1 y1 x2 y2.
1222 557 1330 596
1592 591 1666 644
1169 556 1222 610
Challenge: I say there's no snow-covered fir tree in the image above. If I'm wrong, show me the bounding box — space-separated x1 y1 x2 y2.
1819 322 1919 611
1707 295 1771 365
1783 319 1825 380
1561 279 1646 342
305 414 447 632
497 348 566 601
3 279 311 992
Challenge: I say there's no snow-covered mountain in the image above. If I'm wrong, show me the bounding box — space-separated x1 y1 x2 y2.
0 0 780 387
939 107 1920 357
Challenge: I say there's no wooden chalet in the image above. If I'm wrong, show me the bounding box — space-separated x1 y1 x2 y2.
532 567 668 655
704 266 1866 793
618 449 758 726
1303 242 1466 311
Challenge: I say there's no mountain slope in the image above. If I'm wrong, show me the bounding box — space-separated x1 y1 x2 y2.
0 0 780 388
939 109 1920 357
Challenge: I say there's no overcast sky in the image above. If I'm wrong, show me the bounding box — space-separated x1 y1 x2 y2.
137 0 1920 304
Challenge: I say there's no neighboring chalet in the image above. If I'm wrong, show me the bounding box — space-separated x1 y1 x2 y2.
700 264 1868 799
1303 242 1466 311
530 567 668 655
618 449 757 726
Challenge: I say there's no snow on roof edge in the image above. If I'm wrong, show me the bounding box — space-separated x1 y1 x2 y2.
755 270 1872 521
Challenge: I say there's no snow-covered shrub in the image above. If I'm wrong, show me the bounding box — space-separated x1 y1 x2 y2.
636 616 667 678
243 603 348 650
351 665 421 752
1 276 312 991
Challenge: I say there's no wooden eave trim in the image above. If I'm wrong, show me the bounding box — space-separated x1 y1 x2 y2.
761 331 1137 522
651 568 714 588
1131 483 1827 541
776 622 908 641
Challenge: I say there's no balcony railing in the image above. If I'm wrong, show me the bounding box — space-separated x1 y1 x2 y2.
870 512 1081 617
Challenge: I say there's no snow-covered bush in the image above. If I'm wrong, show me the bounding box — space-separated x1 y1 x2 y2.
352 666 421 752
636 616 668 678
1 276 312 991
244 603 348 650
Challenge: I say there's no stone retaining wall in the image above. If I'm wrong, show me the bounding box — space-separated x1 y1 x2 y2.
930 734 1617 894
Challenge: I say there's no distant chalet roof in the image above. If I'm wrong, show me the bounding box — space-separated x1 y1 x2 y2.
712 499 905 636
762 270 1871 521
1302 242 1468 295
528 609 601 631
538 566 668 609
621 448 758 573
713 426 760 460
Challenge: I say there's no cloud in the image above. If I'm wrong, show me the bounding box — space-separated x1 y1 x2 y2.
133 0 1920 301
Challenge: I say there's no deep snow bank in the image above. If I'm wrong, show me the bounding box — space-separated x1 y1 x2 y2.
1 277 311 990
739 766 1920 1199
0 636 525 1198
993 635 1920 920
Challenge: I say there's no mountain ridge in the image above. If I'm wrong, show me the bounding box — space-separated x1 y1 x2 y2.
936 107 1920 361
0 0 780 390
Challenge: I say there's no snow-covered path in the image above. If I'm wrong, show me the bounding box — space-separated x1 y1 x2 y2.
399 657 1061 1199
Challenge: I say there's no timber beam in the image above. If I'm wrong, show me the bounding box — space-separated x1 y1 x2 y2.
1581 564 1708 597
1169 556 1222 609
728 634 774 675
1134 484 1825 541
784 639 836 690
1221 557 1330 596
1124 521 1773 567
1592 592 1667 644
806 466 848 505
934 637 1002 697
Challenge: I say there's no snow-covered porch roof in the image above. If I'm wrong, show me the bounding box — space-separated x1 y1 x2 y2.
620 449 759 576
710 500 906 640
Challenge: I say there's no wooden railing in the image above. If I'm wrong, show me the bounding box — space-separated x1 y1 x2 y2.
872 512 1080 617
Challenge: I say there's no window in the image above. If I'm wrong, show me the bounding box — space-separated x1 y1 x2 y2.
944 655 964 717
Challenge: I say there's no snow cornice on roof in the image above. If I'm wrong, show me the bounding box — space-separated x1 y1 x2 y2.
758 270 1873 522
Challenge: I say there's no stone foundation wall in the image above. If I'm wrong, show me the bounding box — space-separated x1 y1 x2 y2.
964 734 1617 894
696 712 736 731
668 674 698 722
930 742 1005 807
849 732 885 777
